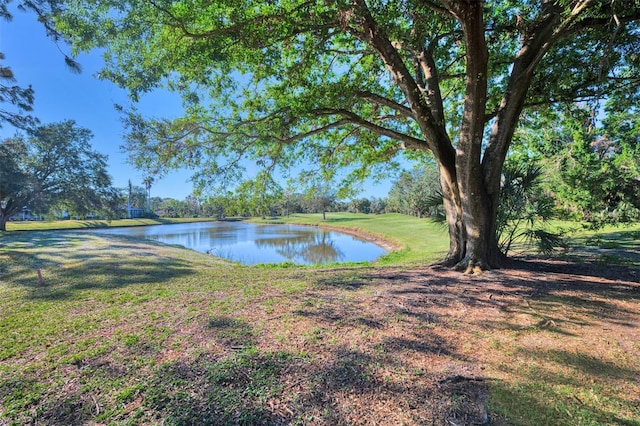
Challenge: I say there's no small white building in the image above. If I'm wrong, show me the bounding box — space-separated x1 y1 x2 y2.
122 205 145 219
9 207 43 221
129 207 145 218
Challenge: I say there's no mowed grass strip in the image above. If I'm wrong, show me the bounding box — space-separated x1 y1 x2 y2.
1 214 639 424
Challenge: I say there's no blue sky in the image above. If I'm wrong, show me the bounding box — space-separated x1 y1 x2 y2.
1 7 395 201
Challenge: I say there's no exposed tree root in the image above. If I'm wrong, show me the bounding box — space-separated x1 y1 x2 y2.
454 257 489 275
431 246 509 274
430 255 461 269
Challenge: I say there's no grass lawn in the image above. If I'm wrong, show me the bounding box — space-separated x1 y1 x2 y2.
4 216 218 232
1 214 639 424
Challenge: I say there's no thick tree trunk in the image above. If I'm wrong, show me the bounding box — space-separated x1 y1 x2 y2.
438 163 506 273
356 0 566 273
0 201 14 232
440 1 503 274
438 165 465 267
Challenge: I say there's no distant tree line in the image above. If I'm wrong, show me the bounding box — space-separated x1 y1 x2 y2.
157 191 389 220
3 99 637 247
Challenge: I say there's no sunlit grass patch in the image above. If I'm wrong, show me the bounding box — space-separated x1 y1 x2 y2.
489 357 640 425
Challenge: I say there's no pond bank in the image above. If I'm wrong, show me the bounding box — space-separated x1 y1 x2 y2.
301 223 401 253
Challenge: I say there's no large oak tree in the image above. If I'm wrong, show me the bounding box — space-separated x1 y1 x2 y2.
33 0 640 271
0 121 117 231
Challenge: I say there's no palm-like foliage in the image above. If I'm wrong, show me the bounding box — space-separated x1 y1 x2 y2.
497 161 563 256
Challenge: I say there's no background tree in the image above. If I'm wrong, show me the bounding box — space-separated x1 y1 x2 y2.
0 120 117 231
148 195 164 215
125 184 147 212
143 176 153 213
302 184 338 221
513 104 640 226
232 174 283 218
0 138 30 228
39 0 640 271
157 197 183 218
596 101 640 223
387 163 441 218
183 194 202 217
368 197 388 214
348 198 371 214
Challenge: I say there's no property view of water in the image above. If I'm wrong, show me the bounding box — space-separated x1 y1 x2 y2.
92 221 387 265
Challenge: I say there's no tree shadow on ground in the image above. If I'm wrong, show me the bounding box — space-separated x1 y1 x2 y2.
5 256 638 425
510 256 639 283
0 231 196 300
23 291 491 425
106 346 486 425
573 228 640 249
301 259 640 424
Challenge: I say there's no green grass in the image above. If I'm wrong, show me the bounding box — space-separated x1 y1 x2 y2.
0 229 310 424
547 220 640 266
1 214 639 424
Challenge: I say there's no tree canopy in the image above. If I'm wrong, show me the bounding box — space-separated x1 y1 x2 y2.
28 0 640 271
0 52 36 129
0 120 118 231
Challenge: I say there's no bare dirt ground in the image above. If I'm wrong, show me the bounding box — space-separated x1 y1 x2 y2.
161 257 638 425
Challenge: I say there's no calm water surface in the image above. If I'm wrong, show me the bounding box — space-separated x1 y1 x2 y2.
92 221 386 265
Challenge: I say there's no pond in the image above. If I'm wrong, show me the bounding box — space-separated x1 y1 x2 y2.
92 221 387 265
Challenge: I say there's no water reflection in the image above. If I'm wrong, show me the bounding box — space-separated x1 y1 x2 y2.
91 222 385 265
254 231 344 264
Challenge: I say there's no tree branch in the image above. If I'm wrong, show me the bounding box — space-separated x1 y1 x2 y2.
559 7 640 36
416 48 446 126
350 0 453 163
356 91 415 118
522 0 596 78
314 108 427 150
418 0 455 18
148 0 331 45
